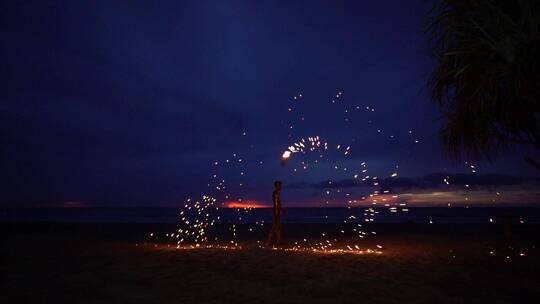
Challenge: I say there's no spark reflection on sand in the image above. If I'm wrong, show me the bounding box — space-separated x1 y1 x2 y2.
149 243 383 256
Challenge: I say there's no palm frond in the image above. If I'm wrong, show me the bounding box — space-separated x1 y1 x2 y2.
425 0 540 161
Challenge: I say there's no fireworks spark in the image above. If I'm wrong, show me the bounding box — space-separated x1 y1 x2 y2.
145 89 506 256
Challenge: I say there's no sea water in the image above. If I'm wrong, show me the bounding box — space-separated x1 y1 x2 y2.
1 207 539 224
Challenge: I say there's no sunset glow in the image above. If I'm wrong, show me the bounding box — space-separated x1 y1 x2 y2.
224 201 269 208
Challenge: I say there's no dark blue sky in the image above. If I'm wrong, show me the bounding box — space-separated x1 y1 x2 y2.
1 1 537 207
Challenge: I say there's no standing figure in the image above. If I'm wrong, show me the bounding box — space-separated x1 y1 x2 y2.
267 180 282 246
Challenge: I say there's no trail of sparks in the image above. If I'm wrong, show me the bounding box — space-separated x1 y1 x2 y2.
146 89 506 255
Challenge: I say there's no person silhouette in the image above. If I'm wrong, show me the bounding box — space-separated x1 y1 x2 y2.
267 180 282 246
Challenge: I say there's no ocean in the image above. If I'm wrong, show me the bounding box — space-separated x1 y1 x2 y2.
1 207 539 224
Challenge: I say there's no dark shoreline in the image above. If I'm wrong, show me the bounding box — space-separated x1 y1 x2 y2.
3 221 539 242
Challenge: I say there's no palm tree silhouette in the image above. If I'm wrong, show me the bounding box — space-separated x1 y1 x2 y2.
425 0 540 168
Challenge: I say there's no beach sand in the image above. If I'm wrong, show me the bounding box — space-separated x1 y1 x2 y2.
2 222 539 303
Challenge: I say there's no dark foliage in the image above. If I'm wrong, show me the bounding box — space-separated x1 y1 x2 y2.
426 0 540 161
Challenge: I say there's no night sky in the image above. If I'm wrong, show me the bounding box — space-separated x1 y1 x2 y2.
2 1 538 207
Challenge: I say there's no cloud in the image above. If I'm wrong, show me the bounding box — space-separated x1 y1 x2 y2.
288 173 537 191
284 173 540 206
394 189 540 206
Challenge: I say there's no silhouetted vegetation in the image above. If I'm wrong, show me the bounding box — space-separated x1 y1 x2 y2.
426 0 540 165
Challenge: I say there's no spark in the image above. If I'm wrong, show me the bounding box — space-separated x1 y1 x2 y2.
282 150 291 159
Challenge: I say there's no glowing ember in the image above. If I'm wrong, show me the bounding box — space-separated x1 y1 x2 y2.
282 150 291 159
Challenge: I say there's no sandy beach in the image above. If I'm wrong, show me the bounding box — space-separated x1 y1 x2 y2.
2 222 539 303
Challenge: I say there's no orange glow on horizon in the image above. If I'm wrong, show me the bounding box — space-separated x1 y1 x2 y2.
224 201 269 208
355 194 400 205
